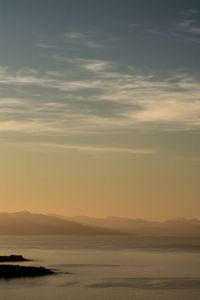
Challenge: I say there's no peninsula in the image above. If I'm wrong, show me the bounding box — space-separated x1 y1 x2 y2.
0 265 55 278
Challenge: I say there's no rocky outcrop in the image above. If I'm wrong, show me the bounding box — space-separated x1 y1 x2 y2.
0 265 55 278
0 255 30 262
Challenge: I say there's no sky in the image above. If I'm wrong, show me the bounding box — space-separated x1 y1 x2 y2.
0 0 200 219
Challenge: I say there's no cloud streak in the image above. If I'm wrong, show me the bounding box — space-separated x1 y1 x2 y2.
0 49 200 136
0 140 157 156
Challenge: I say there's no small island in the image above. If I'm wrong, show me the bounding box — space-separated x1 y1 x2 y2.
0 265 55 278
0 255 30 263
0 255 55 279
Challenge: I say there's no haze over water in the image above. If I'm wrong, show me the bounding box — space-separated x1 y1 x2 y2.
1 235 200 300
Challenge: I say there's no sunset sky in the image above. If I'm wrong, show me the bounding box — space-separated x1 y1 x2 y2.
0 0 200 219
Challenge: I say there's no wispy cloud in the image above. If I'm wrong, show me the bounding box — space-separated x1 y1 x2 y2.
0 67 54 86
0 120 62 133
39 143 158 156
0 140 157 156
147 9 200 44
178 9 199 17
0 53 200 135
36 43 59 49
175 12 200 37
0 98 23 106
171 9 200 44
64 31 108 49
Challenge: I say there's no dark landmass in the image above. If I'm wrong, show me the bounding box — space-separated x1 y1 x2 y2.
0 211 119 235
0 255 29 263
0 265 55 278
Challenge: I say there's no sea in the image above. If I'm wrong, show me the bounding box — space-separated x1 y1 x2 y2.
0 235 200 300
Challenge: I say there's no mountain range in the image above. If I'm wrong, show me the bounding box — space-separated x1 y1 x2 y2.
68 216 200 236
0 212 116 235
0 212 200 236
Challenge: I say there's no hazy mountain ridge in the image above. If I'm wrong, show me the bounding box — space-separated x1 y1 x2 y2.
69 216 200 236
0 212 118 235
0 212 200 236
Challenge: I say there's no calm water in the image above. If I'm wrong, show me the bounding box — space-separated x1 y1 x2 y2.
0 236 200 300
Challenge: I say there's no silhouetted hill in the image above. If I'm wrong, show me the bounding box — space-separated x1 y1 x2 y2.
0 265 54 278
69 216 200 236
0 212 118 235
